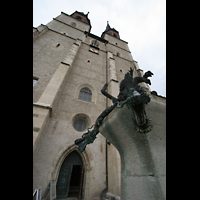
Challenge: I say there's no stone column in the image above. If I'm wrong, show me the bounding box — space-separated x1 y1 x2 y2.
33 39 82 152
106 52 121 196
99 98 166 200
107 51 119 106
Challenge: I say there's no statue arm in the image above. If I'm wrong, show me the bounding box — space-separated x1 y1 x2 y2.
101 83 117 103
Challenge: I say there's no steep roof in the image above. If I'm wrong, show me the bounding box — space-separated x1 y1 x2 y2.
101 21 120 39
70 11 92 32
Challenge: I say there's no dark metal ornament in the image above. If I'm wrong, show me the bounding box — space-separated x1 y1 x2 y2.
75 67 154 152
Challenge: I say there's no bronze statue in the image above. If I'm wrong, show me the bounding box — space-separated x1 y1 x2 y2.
75 67 153 152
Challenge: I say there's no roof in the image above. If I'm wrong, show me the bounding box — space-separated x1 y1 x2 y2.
101 21 120 39
70 11 92 32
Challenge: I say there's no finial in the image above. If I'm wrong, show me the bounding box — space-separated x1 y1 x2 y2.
86 11 89 16
105 21 111 31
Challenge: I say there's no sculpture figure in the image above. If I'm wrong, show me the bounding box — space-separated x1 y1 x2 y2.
75 67 153 152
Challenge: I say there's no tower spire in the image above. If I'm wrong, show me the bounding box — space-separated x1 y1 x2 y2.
101 21 120 39
105 21 111 32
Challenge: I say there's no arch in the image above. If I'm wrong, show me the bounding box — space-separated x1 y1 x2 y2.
75 84 97 104
51 144 90 200
56 151 83 199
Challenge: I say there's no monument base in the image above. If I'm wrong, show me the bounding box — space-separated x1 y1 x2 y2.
99 98 166 200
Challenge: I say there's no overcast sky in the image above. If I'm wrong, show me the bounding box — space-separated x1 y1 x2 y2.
33 0 166 97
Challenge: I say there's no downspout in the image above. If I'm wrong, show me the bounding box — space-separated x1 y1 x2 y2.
100 42 108 200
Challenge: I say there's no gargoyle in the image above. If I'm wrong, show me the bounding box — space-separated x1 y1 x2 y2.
75 67 153 152
117 68 153 134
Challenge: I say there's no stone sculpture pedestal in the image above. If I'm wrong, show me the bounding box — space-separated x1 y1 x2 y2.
99 98 166 200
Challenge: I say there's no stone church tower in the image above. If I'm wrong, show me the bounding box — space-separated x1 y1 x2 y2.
33 10 162 200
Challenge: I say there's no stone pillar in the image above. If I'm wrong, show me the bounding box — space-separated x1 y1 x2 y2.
33 39 82 152
106 52 121 196
107 52 119 106
99 98 166 200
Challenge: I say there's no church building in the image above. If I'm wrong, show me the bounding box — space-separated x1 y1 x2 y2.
33 10 165 200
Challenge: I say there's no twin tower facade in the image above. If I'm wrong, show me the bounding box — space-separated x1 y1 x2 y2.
33 10 152 199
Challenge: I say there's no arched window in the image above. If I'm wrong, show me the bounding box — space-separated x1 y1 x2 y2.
78 87 92 102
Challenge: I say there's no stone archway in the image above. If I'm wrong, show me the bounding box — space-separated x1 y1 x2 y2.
56 150 84 199
51 144 90 200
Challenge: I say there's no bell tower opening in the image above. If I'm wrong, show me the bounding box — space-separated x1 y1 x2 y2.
56 151 84 200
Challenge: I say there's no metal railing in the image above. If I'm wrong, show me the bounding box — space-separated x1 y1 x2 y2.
33 187 41 200
33 180 56 200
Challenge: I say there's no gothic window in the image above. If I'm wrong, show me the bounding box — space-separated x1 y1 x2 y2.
78 87 92 102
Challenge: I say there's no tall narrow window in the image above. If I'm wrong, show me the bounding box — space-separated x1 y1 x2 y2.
78 87 92 102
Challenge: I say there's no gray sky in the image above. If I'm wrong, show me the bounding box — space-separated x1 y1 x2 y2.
33 0 166 97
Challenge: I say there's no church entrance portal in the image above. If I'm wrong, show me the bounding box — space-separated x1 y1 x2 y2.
56 151 84 200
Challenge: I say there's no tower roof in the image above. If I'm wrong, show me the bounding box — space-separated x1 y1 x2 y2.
70 11 92 32
101 21 120 39
105 21 111 32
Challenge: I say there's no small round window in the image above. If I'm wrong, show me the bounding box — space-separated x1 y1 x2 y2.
71 22 76 28
73 119 86 132
72 113 91 132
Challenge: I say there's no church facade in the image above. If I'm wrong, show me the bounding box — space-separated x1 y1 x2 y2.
33 10 165 200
